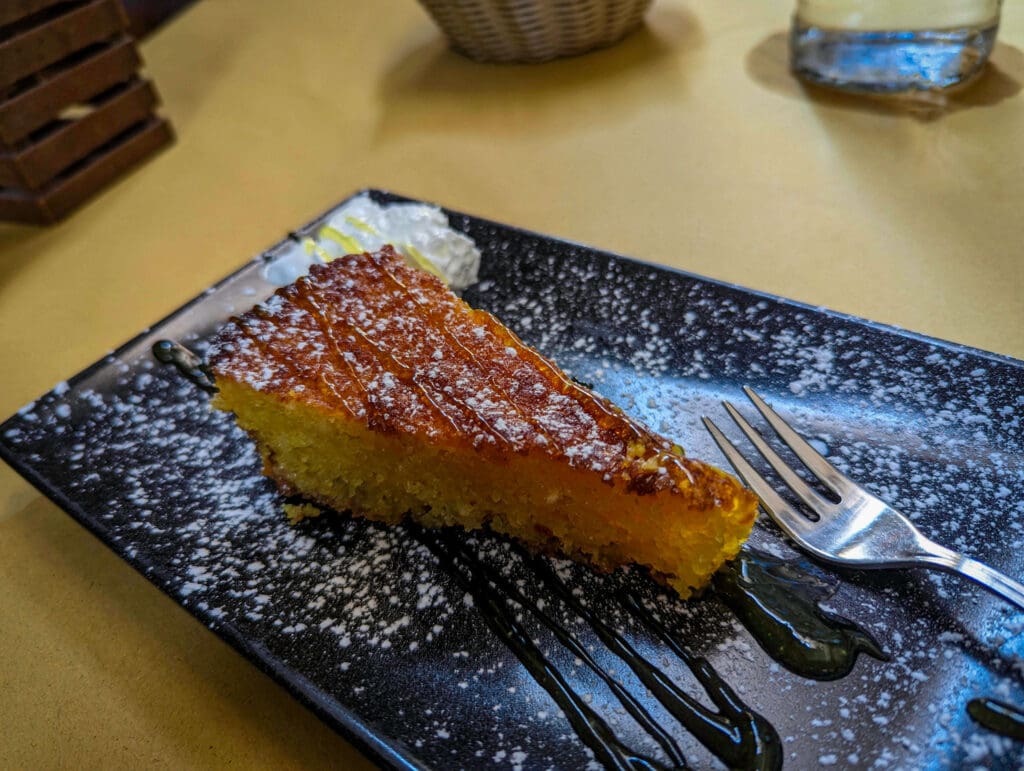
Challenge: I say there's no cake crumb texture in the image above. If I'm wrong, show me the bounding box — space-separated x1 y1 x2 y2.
208 247 757 597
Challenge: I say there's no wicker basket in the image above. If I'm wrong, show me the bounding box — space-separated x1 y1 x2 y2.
417 0 654 63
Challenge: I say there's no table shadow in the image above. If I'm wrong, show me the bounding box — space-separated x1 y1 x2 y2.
375 5 702 141
747 31 1023 121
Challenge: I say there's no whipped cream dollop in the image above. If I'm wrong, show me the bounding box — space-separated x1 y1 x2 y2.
264 194 481 290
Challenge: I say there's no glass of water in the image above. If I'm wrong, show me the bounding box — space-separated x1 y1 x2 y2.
791 0 1002 93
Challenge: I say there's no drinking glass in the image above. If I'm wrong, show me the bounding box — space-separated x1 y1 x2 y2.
791 0 1002 93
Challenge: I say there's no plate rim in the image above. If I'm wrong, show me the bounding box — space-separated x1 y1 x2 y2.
5 186 1022 421
2 188 1022 769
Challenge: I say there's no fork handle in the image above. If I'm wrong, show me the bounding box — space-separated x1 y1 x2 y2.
918 543 1024 611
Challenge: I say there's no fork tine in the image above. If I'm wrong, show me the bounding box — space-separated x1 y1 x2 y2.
742 387 856 498
722 401 836 516
702 417 814 539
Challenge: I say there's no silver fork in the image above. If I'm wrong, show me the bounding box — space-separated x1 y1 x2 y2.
703 387 1024 611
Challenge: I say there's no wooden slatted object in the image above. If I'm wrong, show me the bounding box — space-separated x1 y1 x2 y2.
0 0 173 224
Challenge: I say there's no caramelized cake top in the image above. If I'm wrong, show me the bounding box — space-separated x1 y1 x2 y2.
209 247 744 503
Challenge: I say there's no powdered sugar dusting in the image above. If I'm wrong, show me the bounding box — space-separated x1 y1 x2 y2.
209 250 684 486
2 197 1022 767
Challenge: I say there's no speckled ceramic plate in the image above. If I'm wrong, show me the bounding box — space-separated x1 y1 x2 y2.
2 190 1022 769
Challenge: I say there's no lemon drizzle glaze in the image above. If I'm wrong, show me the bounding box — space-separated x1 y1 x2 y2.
362 253 559 451
468 303 698 486
226 318 327 404
245 301 362 420
220 248 699 487
294 261 504 442
365 248 695 485
266 285 364 421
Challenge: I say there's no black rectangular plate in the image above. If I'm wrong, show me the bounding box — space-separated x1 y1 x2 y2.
3 190 1023 769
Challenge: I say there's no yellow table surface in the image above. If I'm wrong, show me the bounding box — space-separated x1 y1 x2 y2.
2 0 1022 766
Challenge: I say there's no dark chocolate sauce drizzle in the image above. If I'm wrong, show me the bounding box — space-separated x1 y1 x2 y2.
967 698 1024 741
418 527 785 770
535 557 783 771
151 340 217 393
713 549 889 680
417 528 665 770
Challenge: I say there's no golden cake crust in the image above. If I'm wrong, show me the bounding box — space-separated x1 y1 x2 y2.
209 247 758 596
209 247 749 514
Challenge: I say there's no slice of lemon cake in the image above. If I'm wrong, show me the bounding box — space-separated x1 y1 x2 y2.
208 246 757 597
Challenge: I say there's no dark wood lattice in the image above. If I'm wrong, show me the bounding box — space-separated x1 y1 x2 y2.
0 0 173 224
